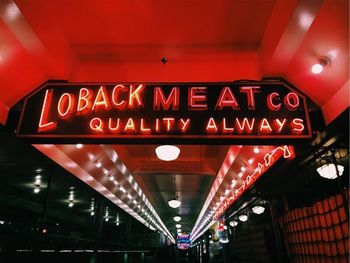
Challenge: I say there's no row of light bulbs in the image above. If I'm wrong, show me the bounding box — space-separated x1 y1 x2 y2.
229 205 265 227
191 146 261 241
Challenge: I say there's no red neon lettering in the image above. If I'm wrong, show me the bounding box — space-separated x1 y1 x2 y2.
90 117 103 132
77 88 93 114
282 145 294 158
163 118 175 132
235 118 255 133
92 86 110 111
124 118 136 132
223 118 234 132
38 89 57 132
267 92 281 111
129 84 144 108
108 118 120 131
240 86 261 110
206 117 218 133
155 118 160 132
274 118 287 133
215 87 240 110
57 93 75 119
179 118 190 132
112 85 128 110
291 118 304 133
259 118 272 133
153 87 179 110
188 87 207 110
140 118 151 133
284 92 299 111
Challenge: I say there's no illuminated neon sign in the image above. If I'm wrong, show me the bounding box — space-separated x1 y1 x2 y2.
213 145 295 220
17 80 312 143
177 234 190 250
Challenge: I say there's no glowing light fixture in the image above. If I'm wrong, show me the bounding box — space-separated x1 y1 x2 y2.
253 147 260 153
248 159 254 164
155 145 180 161
168 199 181 209
238 215 248 222
252 205 265 214
175 224 181 229
317 163 344 180
311 56 331 74
96 162 102 168
177 229 181 233
229 221 238 227
241 167 246 172
311 64 323 74
33 175 41 193
174 216 181 222
68 188 74 207
76 143 83 149
231 180 237 188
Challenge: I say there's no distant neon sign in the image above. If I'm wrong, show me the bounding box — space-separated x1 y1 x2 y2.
17 80 312 143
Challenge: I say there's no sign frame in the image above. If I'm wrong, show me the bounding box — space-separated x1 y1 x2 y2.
16 79 313 145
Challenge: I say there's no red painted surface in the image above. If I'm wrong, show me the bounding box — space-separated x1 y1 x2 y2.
0 0 347 126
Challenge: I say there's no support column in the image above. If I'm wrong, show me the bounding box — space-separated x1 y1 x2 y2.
40 166 53 232
90 197 104 263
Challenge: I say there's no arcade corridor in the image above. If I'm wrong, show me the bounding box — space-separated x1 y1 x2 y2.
0 1 348 262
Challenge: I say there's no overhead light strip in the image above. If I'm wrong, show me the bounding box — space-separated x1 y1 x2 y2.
190 146 242 240
101 145 175 242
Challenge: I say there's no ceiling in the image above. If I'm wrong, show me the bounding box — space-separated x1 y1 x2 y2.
0 0 348 125
0 0 348 242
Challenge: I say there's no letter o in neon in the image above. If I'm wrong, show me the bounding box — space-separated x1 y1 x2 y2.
284 92 300 111
58 93 75 118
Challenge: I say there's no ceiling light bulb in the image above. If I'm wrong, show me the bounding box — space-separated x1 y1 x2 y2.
155 145 180 161
68 201 74 207
239 215 248 222
33 187 40 194
248 159 254 164
105 217 109 222
176 224 181 228
311 63 323 74
231 180 237 188
253 147 260 153
168 199 181 208
90 211 95 216
225 189 230 196
173 216 181 222
317 164 344 180
229 221 238 227
311 57 331 74
241 167 246 172
76 143 83 149
96 162 102 168
252 205 265 214
177 229 181 233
